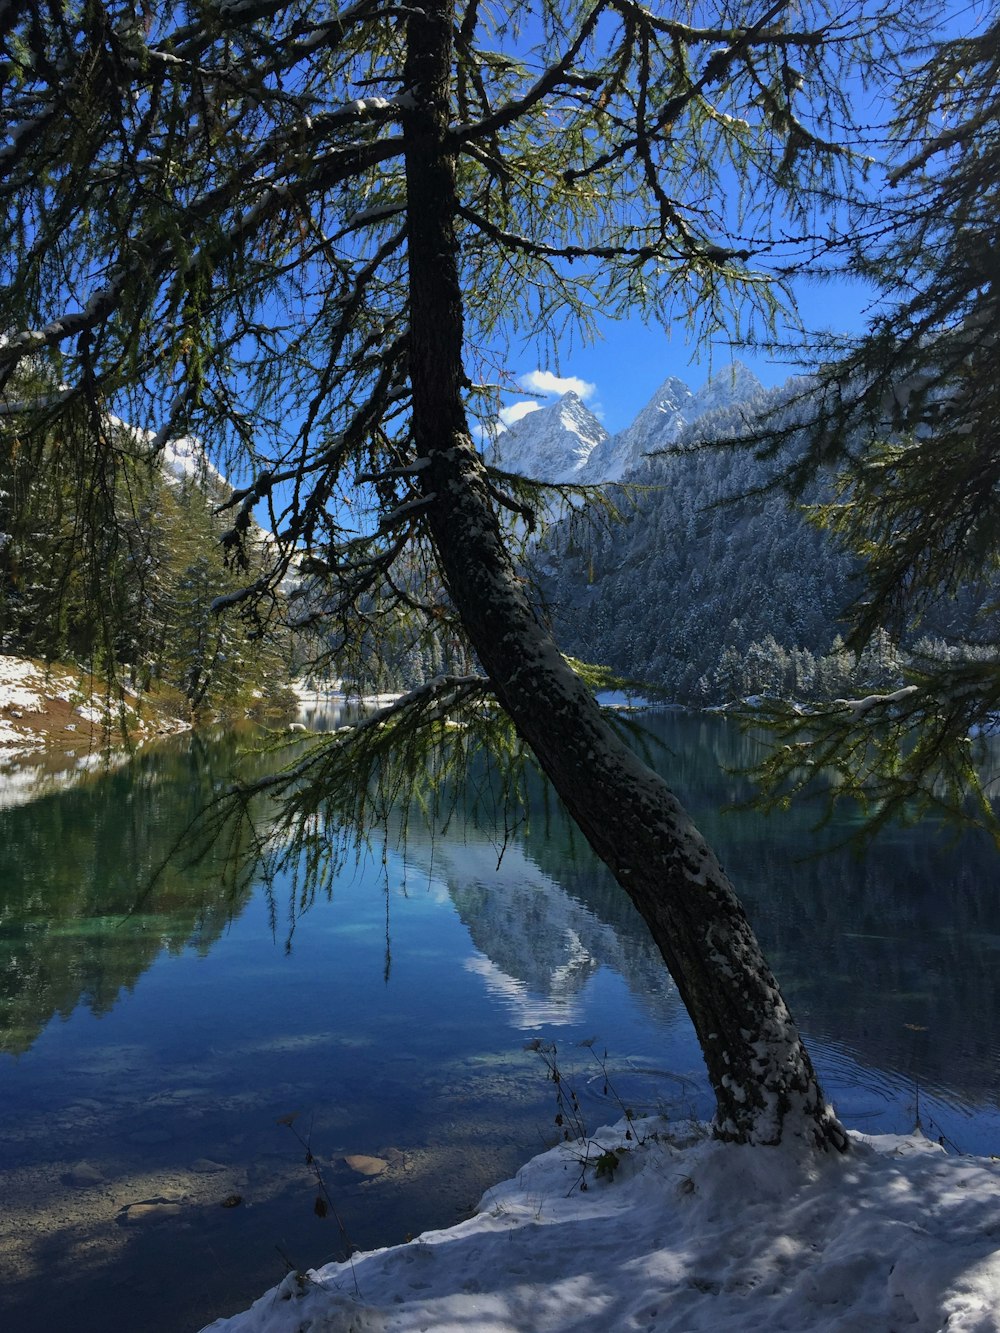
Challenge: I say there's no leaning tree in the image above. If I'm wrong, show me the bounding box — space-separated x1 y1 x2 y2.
0 0 907 1146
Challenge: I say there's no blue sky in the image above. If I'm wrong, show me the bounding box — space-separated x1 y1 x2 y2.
496 268 880 435
490 0 978 436
484 1 913 436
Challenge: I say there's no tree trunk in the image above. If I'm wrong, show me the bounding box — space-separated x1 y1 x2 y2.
402 0 846 1150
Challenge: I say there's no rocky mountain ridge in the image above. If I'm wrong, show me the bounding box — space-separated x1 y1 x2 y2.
489 362 766 484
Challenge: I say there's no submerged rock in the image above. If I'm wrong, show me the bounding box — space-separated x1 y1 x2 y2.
120 1199 184 1224
343 1154 389 1177
63 1160 106 1188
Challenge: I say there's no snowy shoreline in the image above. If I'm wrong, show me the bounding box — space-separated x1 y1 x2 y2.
0 655 192 808
0 654 190 756
201 1114 1000 1332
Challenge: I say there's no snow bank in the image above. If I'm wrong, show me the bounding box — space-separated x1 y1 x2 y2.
0 654 188 764
201 1117 1000 1332
0 655 58 750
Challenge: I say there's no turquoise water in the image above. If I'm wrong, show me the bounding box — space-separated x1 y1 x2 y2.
1 714 999 1332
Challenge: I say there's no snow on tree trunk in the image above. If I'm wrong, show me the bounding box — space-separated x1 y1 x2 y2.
402 0 845 1150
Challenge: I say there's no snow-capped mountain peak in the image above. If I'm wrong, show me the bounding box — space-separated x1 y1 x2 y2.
580 361 763 482
487 391 608 484
686 362 764 421
487 362 764 487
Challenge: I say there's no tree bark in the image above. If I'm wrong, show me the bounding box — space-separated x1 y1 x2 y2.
402 0 846 1149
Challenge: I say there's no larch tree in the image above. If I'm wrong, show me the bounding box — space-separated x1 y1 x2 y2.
0 0 905 1147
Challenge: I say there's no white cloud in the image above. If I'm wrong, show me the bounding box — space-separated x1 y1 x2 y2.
519 369 597 400
498 400 543 428
488 369 598 437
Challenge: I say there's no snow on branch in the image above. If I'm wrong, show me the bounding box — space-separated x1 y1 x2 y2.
354 458 431 484
0 271 126 376
0 106 61 171
611 0 828 48
451 2 605 143
210 576 273 614
833 685 919 719
376 493 436 532
340 203 408 232
0 388 72 415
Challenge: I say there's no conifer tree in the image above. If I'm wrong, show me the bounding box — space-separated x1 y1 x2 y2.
0 0 906 1146
753 16 1000 839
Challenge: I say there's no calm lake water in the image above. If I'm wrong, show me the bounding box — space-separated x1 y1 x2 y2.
2 710 1000 1332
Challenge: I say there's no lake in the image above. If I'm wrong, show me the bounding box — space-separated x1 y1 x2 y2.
2 710 999 1332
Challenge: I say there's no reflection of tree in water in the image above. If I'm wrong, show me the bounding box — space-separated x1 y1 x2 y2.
454 710 1000 1111
731 837 1000 1109
7 706 999 1114
642 714 1000 1107
0 730 275 1055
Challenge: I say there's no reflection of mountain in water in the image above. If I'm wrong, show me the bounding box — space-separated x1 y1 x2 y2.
537 712 1000 1112
403 709 1000 1116
400 834 680 1034
7 702 1000 1123
0 749 127 811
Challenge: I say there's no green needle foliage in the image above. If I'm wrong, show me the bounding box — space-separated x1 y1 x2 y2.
750 16 1000 841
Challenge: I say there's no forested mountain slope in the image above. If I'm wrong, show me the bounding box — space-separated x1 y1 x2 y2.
532 378 862 702
6 362 984 714
0 420 292 718
518 366 995 705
